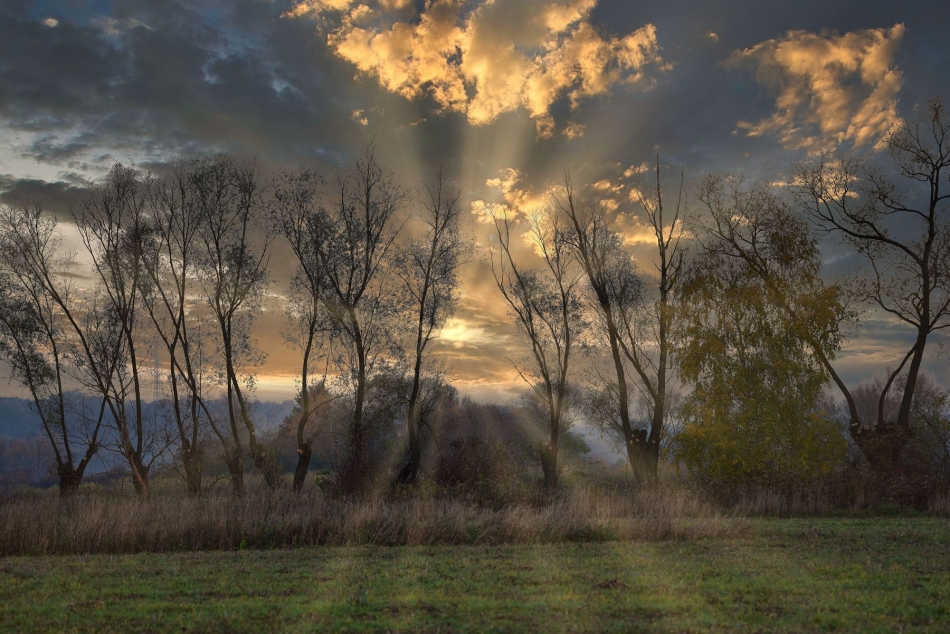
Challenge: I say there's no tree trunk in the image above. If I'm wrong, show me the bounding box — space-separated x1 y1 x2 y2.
225 450 245 496
251 447 282 489
397 441 421 486
129 453 150 498
56 464 81 497
851 423 911 478
626 429 656 485
181 443 203 497
293 443 312 493
540 444 558 490
398 396 422 486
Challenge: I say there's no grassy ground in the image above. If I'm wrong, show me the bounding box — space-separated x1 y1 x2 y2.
1 518 949 633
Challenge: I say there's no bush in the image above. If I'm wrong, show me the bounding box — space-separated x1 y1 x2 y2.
435 437 526 506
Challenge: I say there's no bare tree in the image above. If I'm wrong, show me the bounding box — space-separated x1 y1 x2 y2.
318 145 406 490
795 97 950 474
622 155 687 479
555 177 651 483
274 167 337 492
0 206 107 496
138 161 221 496
192 156 277 493
395 167 466 486
492 206 584 489
73 165 168 496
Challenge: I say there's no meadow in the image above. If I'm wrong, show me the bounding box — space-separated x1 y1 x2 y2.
1 484 949 632
1 517 948 632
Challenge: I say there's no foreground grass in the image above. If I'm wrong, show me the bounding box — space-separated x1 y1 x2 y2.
2 518 949 632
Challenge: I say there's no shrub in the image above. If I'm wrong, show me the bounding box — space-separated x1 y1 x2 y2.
435 437 526 506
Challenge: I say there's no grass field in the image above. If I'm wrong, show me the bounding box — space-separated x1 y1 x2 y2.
1 517 949 632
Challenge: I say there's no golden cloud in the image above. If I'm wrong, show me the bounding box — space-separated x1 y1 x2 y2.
285 0 664 137
732 24 905 152
622 162 648 178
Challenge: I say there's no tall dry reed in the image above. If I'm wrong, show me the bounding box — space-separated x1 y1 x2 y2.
0 487 746 556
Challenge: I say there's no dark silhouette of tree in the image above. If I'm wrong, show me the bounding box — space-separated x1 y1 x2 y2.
492 205 584 489
274 167 337 492
73 165 169 496
555 177 654 482
395 167 466 486
0 205 107 495
138 161 220 496
619 155 686 480
318 145 406 491
794 97 950 475
193 156 276 493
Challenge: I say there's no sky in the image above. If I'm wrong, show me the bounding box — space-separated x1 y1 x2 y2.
0 0 948 403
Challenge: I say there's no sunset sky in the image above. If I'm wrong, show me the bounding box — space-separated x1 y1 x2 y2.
1 0 948 402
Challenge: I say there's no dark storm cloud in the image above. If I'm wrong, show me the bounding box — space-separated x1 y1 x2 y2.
0 0 377 170
3 0 944 178
0 174 90 220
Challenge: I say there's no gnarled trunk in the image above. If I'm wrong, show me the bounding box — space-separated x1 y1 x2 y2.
251 447 282 490
56 464 82 497
626 430 659 485
850 422 912 478
181 443 203 497
225 450 245 496
293 443 312 493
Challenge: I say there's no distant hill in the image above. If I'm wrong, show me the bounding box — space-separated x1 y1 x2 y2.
0 395 296 488
0 396 295 440
0 398 40 439
253 400 296 435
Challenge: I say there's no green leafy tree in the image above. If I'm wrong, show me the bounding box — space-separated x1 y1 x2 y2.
675 175 848 485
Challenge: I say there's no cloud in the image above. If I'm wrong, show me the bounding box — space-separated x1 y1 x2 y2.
732 24 905 152
286 0 664 137
0 174 88 221
563 121 586 138
283 0 357 18
622 162 648 178
0 1 362 173
471 167 550 223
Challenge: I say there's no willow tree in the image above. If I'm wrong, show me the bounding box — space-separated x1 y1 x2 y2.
0 206 107 495
318 146 405 490
620 156 686 479
676 179 848 483
395 167 465 486
492 206 584 489
274 167 336 492
193 156 276 492
138 161 218 496
74 165 167 496
556 178 654 482
795 97 950 475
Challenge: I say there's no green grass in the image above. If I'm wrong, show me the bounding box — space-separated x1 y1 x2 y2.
1 518 949 632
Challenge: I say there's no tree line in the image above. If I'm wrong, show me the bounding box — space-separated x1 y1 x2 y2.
1 99 948 502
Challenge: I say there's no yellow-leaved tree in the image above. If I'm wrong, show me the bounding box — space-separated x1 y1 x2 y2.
673 175 848 486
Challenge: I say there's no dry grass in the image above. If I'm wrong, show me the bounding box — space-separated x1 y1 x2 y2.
715 484 950 517
929 491 950 515
720 486 848 517
0 486 746 556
